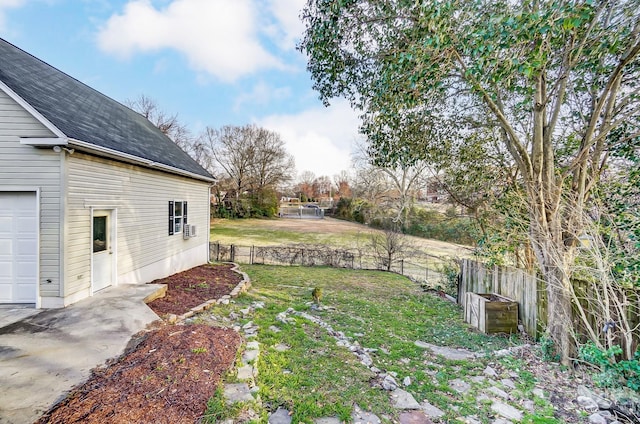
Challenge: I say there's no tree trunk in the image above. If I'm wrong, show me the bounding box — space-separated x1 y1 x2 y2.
529 198 577 365
540 256 575 364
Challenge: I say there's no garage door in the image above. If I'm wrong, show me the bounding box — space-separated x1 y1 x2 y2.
0 192 37 303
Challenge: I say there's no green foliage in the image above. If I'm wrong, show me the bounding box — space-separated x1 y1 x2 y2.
335 197 353 220
405 207 477 245
211 189 280 219
579 342 640 390
434 258 460 297
540 336 561 362
334 197 375 224
203 386 255 423
596 136 640 288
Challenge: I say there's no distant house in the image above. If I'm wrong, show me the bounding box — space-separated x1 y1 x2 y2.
0 38 215 308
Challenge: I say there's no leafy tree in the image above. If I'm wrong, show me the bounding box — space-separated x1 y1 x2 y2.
300 0 640 363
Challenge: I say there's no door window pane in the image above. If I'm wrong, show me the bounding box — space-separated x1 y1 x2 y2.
93 216 107 252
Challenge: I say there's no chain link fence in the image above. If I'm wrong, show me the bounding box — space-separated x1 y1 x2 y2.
210 242 448 288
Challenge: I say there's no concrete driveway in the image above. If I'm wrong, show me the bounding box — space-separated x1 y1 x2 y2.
0 284 164 424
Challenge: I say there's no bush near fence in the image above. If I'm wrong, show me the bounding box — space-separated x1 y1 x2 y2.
210 242 445 287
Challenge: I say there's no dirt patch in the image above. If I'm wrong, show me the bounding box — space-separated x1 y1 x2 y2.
147 263 242 316
36 264 243 423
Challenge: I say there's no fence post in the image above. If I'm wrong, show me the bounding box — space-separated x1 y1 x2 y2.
231 245 235 262
250 245 254 265
401 259 404 275
216 242 220 262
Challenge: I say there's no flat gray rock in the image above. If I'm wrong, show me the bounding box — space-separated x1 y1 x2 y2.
391 388 422 410
246 341 260 350
352 405 381 424
484 366 498 377
269 407 292 424
421 401 445 418
588 413 607 424
500 378 516 389
237 365 254 381
242 349 259 363
382 374 399 391
487 386 510 399
415 341 478 360
274 343 290 352
224 383 254 404
449 378 471 394
491 402 523 421
399 410 434 424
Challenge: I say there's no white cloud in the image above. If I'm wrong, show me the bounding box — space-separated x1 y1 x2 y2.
234 81 292 111
0 0 26 32
96 0 285 82
257 99 362 177
0 0 26 7
266 0 305 50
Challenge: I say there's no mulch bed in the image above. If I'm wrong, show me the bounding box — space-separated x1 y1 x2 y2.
36 263 244 424
147 263 242 316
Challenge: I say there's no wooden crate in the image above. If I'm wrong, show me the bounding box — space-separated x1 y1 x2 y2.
465 293 519 334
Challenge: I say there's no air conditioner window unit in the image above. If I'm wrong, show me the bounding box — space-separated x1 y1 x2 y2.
183 224 197 239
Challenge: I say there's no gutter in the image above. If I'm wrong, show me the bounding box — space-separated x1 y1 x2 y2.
66 138 216 183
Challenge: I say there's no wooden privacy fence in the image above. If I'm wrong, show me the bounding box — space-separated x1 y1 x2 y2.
459 259 640 349
458 259 543 338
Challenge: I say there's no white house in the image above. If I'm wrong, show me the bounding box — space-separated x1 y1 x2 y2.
0 38 215 308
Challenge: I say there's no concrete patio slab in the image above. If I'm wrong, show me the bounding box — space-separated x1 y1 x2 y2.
0 283 164 424
0 305 40 329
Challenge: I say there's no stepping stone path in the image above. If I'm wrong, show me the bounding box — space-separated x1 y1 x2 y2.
216 280 622 424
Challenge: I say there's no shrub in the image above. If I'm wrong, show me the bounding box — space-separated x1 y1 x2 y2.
579 342 640 390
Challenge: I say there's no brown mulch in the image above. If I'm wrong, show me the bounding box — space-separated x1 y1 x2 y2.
37 263 244 424
147 263 242 316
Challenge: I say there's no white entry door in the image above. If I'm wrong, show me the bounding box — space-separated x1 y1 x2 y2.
0 192 38 303
92 210 113 292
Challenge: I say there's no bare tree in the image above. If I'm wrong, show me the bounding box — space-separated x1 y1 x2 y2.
370 223 414 271
352 143 430 225
333 170 353 199
251 127 295 193
203 124 294 216
125 94 193 150
296 170 316 200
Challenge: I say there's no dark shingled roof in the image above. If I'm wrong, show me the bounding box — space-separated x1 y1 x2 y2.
0 38 213 180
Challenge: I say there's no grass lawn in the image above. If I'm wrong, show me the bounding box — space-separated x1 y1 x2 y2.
198 265 559 423
210 217 473 259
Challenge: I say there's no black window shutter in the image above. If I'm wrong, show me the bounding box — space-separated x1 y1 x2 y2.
168 201 174 235
184 201 188 225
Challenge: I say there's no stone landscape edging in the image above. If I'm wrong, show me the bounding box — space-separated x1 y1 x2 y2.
166 262 251 324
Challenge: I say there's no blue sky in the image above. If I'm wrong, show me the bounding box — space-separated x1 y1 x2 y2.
0 0 360 177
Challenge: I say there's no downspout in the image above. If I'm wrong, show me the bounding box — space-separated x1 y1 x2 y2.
208 183 214 263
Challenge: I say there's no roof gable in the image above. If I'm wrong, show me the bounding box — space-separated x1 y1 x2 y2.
0 38 213 181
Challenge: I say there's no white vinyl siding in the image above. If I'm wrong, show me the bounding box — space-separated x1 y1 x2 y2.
0 89 61 299
66 152 209 296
